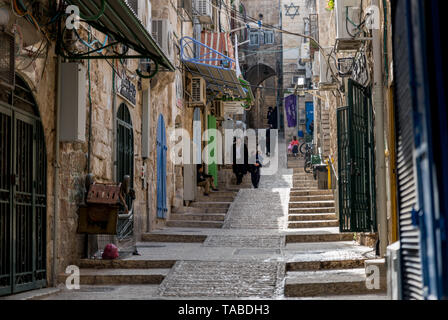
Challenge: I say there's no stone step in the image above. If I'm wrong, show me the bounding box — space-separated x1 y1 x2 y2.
196 196 235 202
292 186 319 190
59 268 169 285
166 220 223 228
289 207 335 214
286 259 366 272
293 177 317 181
190 202 231 209
142 233 207 243
290 190 334 196
284 268 386 297
290 195 334 202
170 213 226 222
293 180 318 184
289 213 337 221
78 259 175 269
210 191 238 197
293 180 318 185
173 206 229 214
286 233 354 243
288 220 339 229
289 201 335 209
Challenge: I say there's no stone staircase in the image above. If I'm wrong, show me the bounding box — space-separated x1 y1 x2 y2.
284 168 386 298
167 190 237 229
59 259 175 286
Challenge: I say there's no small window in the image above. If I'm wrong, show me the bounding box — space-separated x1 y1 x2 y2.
264 30 274 44
249 30 259 46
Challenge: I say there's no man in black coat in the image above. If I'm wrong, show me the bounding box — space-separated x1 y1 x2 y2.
232 137 248 185
249 150 263 189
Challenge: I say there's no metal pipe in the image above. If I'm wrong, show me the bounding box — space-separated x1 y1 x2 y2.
52 55 61 287
372 0 388 257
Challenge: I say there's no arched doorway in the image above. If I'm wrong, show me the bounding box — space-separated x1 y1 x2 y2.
0 76 47 296
116 103 134 238
156 114 167 219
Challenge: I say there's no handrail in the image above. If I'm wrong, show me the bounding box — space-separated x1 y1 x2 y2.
328 155 338 181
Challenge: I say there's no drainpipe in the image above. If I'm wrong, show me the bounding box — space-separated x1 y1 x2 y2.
52 56 62 286
112 67 117 182
372 0 388 257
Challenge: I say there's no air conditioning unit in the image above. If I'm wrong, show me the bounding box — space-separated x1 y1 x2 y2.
319 47 337 90
193 0 213 24
0 32 15 90
152 19 175 63
189 77 207 107
335 0 363 51
387 242 402 300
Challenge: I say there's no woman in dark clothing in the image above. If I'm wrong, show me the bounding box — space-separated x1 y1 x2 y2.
232 138 248 185
249 150 263 189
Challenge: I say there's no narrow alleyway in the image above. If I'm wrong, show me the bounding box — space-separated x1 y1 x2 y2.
39 140 386 300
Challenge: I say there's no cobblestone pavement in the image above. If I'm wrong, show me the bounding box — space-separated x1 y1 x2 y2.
158 261 284 298
154 140 292 298
33 139 385 300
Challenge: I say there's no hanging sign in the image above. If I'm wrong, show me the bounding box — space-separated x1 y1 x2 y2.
118 74 137 106
223 101 245 115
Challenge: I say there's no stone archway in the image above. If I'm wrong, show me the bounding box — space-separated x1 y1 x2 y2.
245 63 277 91
244 64 277 129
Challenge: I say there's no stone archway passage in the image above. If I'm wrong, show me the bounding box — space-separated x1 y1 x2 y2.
0 76 47 297
245 63 277 90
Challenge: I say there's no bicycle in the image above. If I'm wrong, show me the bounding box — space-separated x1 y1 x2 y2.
303 143 314 173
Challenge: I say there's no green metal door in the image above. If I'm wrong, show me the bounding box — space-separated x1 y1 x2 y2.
207 115 218 188
337 80 376 232
116 103 134 239
0 76 47 297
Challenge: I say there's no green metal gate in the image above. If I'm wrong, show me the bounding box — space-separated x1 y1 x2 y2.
116 103 134 239
0 76 47 296
337 80 376 232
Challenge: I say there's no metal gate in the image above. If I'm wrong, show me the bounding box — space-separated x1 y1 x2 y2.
0 76 47 296
337 79 376 232
116 103 134 238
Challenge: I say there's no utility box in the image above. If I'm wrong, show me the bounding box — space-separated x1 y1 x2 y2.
60 63 86 142
315 164 329 190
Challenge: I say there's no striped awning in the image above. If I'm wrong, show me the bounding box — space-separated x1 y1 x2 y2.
180 34 247 98
199 32 236 69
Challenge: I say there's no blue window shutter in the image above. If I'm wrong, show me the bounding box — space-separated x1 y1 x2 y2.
157 114 167 219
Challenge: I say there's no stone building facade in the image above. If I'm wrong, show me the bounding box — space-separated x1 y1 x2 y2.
0 0 245 297
240 0 282 130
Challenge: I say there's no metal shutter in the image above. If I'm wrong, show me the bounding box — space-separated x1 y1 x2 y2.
393 0 423 300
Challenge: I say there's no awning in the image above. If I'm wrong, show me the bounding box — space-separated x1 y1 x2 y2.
180 33 247 98
64 0 175 71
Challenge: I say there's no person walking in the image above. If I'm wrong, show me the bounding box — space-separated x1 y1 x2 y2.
266 124 272 156
232 137 248 185
249 150 263 189
289 136 300 157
